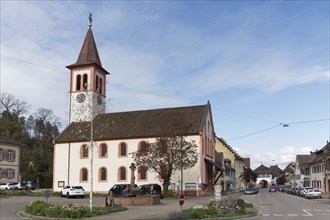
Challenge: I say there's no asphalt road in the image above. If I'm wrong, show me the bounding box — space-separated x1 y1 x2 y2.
0 189 329 220
243 188 330 220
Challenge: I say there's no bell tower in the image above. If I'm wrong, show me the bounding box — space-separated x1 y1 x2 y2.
66 14 110 123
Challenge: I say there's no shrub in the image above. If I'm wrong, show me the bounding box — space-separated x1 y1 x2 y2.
163 190 178 199
25 200 127 218
25 200 49 216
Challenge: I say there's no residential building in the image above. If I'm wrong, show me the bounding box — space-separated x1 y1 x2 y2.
0 137 21 182
310 144 329 192
53 22 220 196
323 142 330 195
215 137 243 192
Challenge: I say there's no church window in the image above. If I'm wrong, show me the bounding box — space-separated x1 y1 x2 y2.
99 167 107 181
76 75 81 90
139 141 147 155
119 142 127 157
118 167 126 181
81 145 89 158
138 166 148 181
96 75 99 91
83 74 88 90
80 168 88 182
100 78 103 94
99 143 107 158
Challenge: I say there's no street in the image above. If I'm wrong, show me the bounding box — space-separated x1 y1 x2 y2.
0 189 329 220
244 188 330 220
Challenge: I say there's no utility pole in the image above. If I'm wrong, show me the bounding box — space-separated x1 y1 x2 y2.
89 92 94 212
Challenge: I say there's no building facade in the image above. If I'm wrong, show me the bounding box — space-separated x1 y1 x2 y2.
0 137 21 182
53 23 219 196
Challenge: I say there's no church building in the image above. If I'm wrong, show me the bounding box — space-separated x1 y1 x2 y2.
53 20 219 196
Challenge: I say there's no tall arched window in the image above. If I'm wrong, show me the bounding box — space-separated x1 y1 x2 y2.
139 141 147 155
118 167 126 181
96 75 99 91
80 168 88 182
83 74 88 90
76 75 81 90
99 167 107 181
99 143 107 158
118 142 127 157
100 78 103 94
80 145 89 158
138 166 148 181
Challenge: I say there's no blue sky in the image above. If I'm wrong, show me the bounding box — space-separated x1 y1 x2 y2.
1 1 329 169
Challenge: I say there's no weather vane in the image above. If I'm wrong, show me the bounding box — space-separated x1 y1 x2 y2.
89 12 92 27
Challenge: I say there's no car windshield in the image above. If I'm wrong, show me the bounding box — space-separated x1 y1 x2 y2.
73 186 83 189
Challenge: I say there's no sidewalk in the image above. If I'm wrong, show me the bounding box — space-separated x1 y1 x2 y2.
85 192 243 220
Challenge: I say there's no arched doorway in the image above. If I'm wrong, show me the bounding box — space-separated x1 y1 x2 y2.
259 180 269 188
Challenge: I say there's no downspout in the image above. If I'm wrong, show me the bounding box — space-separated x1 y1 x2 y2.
68 143 71 185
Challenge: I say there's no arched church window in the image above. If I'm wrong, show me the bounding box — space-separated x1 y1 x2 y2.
100 78 103 94
96 75 99 91
80 168 88 182
99 167 107 181
76 75 81 91
83 74 88 90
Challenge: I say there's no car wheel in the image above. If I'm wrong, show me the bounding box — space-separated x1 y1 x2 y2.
81 195 84 198
67 192 70 198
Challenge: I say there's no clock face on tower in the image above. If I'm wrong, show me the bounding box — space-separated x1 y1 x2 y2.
76 93 86 103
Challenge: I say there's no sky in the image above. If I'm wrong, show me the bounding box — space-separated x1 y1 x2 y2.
1 1 329 170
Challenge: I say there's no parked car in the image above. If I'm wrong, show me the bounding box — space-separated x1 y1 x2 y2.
295 188 302 196
269 183 277 192
288 187 296 194
138 184 162 196
60 185 85 198
305 188 322 199
108 184 138 197
300 187 313 197
244 187 259 195
23 180 36 190
13 182 27 190
0 182 17 190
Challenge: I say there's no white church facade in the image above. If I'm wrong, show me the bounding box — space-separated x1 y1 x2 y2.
53 21 221 196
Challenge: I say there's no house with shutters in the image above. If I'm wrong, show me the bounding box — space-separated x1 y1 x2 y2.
53 21 220 196
0 137 21 182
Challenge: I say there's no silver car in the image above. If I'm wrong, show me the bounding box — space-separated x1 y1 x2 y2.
0 182 17 190
305 188 322 199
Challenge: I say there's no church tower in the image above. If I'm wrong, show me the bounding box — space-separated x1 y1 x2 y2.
66 15 110 123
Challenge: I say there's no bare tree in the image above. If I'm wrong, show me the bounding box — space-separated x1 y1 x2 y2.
0 93 29 116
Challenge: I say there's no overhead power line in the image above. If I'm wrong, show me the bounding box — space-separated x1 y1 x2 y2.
228 118 330 140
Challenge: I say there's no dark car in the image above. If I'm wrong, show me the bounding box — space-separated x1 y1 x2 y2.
108 184 138 197
269 183 277 192
138 184 162 196
244 187 259 195
23 180 36 190
288 187 296 194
